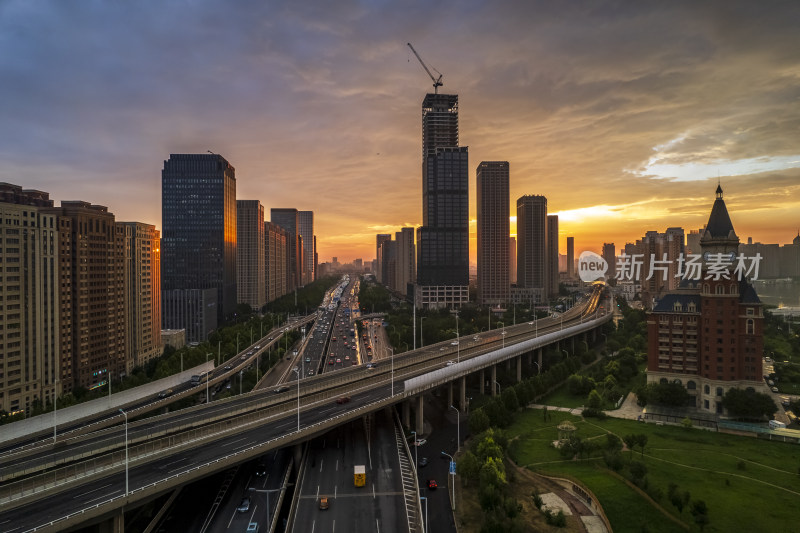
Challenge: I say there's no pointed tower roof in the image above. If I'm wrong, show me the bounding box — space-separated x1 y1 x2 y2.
704 184 736 239
793 230 800 246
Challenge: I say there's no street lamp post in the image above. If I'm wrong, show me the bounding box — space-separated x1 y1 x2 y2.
293 368 300 431
119 408 129 497
53 378 58 444
494 380 501 395
248 486 291 531
450 405 460 452
441 451 456 510
411 430 418 468
498 322 505 349
420 317 427 348
455 310 460 363
420 496 429 533
532 362 540 375
390 347 395 396
206 353 212 403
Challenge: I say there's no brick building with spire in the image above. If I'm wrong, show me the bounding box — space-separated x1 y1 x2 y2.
646 185 767 414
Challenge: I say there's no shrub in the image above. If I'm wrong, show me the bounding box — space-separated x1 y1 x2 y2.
582 407 607 419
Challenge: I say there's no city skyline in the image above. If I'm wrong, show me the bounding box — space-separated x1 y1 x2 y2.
2 1 800 262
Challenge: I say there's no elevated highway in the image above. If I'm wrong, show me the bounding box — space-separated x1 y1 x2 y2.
0 287 610 532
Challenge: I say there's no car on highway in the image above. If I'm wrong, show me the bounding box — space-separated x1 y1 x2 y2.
427 479 438 490
345 355 350 361
336 358 342 364
319 496 330 510
158 389 173 398
419 457 428 467
336 396 351 404
237 497 251 512
247 523 258 532
273 386 290 393
450 341 459 346
329 359 335 365
772 386 780 393
305 357 312 363
413 439 427 446
255 462 267 476
224 365 232 371
352 360 358 365
445 361 455 367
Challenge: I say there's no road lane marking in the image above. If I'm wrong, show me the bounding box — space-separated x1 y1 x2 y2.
74 483 112 498
372 484 376 499
319 459 324 473
225 437 247 447
335 459 338 472
84 489 120 504
162 457 185 468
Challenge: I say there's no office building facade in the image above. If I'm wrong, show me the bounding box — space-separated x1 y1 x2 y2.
476 161 510 306
162 154 237 327
299 211 315 285
271 208 301 291
237 200 266 310
547 215 559 297
516 195 548 301
416 93 469 308
265 221 288 303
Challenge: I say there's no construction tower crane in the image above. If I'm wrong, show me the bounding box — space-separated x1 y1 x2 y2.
407 42 443 93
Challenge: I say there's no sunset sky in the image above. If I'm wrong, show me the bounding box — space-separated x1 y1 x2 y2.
2 1 799 263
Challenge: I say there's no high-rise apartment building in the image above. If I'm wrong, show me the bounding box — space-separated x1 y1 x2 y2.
509 237 517 285
516 195 548 288
299 211 315 285
381 239 397 292
395 227 416 295
0 184 60 413
416 93 469 308
566 236 575 279
271 208 301 291
602 243 616 280
476 161 510 306
237 200 266 310
46 200 127 390
547 215 559 297
375 234 391 284
647 186 765 414
162 154 236 330
265 221 288 303
119 222 162 373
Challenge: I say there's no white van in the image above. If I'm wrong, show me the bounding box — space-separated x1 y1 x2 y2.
769 419 786 430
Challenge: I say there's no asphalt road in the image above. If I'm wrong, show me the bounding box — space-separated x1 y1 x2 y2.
292 414 407 533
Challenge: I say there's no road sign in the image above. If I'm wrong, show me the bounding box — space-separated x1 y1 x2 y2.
449 461 456 475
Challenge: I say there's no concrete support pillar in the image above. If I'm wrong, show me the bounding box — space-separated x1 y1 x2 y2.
293 444 303 469
516 356 522 382
98 510 125 533
491 365 497 397
505 358 511 371
402 400 411 428
459 376 467 411
415 395 424 436
480 369 485 395
447 382 453 408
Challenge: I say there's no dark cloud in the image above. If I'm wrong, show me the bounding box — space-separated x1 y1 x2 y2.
0 0 798 260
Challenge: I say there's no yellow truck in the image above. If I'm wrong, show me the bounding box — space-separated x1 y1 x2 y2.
354 465 366 487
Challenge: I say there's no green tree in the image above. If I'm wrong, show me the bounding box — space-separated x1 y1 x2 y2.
636 434 648 456
690 499 709 531
477 437 504 462
457 451 480 485
587 389 603 409
721 388 778 420
501 388 519 412
623 434 638 453
469 409 491 434
479 456 507 487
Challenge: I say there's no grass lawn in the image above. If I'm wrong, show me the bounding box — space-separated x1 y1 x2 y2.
540 384 587 408
506 408 800 532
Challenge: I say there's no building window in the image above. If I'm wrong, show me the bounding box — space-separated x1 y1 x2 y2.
746 308 754 316
704 385 710 394
746 319 754 335
716 387 723 397
716 285 725 295
687 381 696 390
